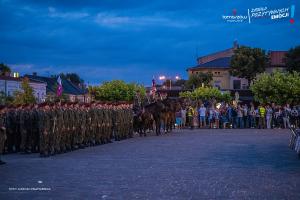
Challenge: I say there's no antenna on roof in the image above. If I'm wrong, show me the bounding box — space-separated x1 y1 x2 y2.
233 39 238 48
195 45 199 62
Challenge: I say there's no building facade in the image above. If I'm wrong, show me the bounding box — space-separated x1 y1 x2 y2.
0 76 47 102
187 43 288 90
25 74 90 103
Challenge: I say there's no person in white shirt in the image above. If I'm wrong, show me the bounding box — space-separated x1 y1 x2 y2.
198 104 206 128
180 107 187 128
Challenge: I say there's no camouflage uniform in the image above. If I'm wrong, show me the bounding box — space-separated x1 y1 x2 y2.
48 107 56 155
31 107 40 153
0 112 7 163
20 108 29 152
5 108 15 153
55 106 63 153
79 106 86 148
85 106 92 146
39 108 49 157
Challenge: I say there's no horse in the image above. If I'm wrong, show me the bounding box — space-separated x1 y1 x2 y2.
144 100 166 136
161 98 182 133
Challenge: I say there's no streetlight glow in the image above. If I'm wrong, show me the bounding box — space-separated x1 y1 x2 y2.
175 75 180 80
159 75 166 80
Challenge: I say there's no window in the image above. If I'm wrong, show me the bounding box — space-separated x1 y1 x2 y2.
214 80 221 90
242 84 248 90
233 80 241 90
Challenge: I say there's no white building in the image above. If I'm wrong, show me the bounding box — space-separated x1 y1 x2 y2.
0 76 47 103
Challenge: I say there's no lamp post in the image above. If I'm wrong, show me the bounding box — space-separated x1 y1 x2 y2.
158 75 181 90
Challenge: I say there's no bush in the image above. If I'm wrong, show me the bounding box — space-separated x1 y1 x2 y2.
250 71 300 104
89 80 146 102
179 87 232 102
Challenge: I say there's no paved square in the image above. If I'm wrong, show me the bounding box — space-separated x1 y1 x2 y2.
0 129 300 199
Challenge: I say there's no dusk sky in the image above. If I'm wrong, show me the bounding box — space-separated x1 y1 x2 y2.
0 0 299 86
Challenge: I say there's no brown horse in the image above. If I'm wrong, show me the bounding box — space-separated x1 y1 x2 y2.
144 100 165 135
161 98 182 133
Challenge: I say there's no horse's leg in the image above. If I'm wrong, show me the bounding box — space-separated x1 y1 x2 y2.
156 118 161 136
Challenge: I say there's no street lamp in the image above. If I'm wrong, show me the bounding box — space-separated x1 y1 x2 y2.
158 75 181 90
159 75 166 80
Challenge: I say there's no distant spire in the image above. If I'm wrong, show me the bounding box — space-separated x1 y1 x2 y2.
233 39 238 49
195 45 199 63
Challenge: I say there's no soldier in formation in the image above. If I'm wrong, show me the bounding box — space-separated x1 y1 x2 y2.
0 101 134 159
0 106 7 164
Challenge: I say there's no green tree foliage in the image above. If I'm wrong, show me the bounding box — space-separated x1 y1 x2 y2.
0 92 14 105
172 79 186 87
230 46 267 85
250 71 300 104
13 77 36 105
89 80 146 102
0 63 11 76
185 72 213 89
53 73 84 86
179 87 232 102
162 79 186 88
285 45 300 73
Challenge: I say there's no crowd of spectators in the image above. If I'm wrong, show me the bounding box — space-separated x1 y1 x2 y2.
175 102 300 129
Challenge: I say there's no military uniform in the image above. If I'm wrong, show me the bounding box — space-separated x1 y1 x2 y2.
5 108 15 153
31 107 40 153
0 112 7 164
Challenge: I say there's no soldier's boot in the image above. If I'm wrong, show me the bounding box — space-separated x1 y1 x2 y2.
55 146 61 154
66 144 71 151
50 146 55 156
0 158 6 165
60 143 66 153
40 149 49 157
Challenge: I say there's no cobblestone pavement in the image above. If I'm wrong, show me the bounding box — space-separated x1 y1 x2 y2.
0 129 300 200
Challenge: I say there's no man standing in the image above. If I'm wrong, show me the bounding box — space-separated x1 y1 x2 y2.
39 103 49 157
0 106 7 165
243 104 249 128
290 106 299 128
282 104 291 129
5 105 15 153
180 106 187 128
258 105 266 129
187 105 194 129
266 105 273 129
31 104 40 153
198 104 206 128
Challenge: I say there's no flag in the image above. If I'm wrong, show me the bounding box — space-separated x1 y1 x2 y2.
56 76 63 96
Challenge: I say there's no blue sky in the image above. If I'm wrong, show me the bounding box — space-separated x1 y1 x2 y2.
0 0 299 86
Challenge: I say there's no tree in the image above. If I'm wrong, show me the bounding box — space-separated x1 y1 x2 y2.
185 72 213 89
172 79 186 87
250 71 300 104
285 45 300 73
230 46 268 85
13 77 36 105
53 73 84 86
0 92 14 105
89 80 146 102
0 63 11 76
179 87 232 102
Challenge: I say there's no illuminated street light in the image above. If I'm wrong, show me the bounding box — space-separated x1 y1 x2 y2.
159 75 166 80
157 75 182 90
